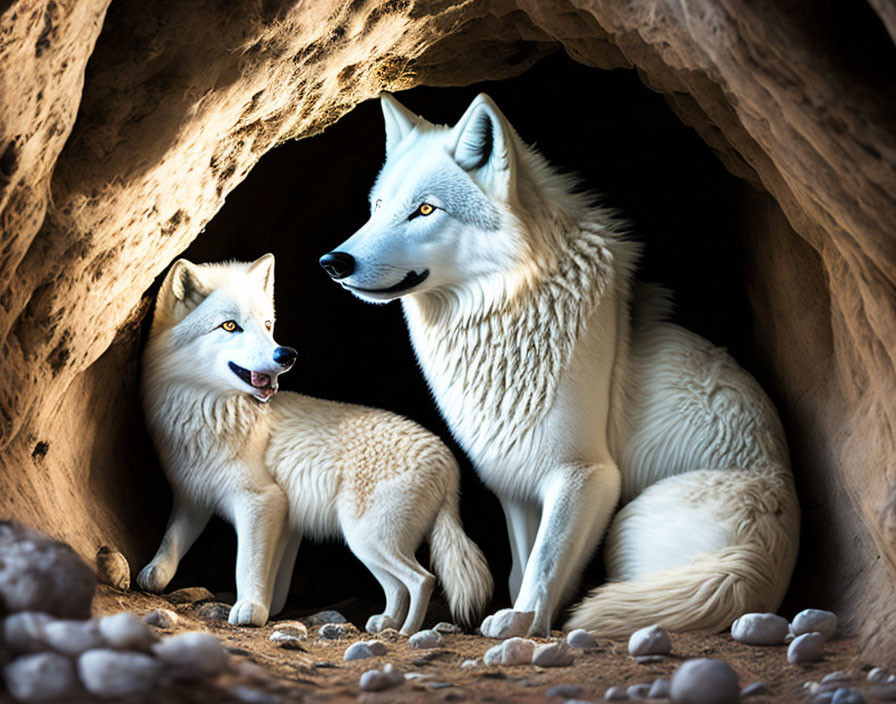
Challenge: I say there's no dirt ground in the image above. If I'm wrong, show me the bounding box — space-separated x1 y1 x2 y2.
88 585 885 704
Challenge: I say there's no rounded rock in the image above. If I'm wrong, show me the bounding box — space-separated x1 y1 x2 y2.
434 622 462 635
649 678 671 698
532 642 575 667
868 667 889 684
791 609 838 640
166 586 215 605
77 648 163 697
669 658 740 704
95 547 130 590
270 626 308 650
788 632 826 664
480 609 535 639
483 637 536 665
628 683 651 698
344 640 387 661
3 652 80 701
409 629 444 649
143 609 178 629
741 681 771 698
198 602 233 622
604 685 629 700
547 683 584 698
359 662 404 692
567 629 598 650
830 688 866 704
730 613 790 645
3 612 53 654
42 619 105 657
98 612 158 651
318 622 355 640
153 631 229 679
628 625 672 656
303 610 346 626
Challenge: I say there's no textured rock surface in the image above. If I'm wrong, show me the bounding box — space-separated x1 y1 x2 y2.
0 0 893 665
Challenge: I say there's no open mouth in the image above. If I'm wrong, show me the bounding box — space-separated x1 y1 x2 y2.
343 269 429 296
228 362 277 401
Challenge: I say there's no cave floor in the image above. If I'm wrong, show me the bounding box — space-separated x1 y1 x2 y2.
94 586 869 703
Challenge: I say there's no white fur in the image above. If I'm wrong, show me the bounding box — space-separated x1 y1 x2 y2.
324 93 800 636
138 255 492 632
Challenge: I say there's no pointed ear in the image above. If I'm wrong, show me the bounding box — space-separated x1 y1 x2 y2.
162 259 212 310
449 93 517 199
248 253 275 301
381 92 422 155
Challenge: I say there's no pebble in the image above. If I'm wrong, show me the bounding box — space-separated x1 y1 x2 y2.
627 683 651 698
409 629 444 649
791 609 838 640
868 667 888 683
270 621 308 638
77 648 163 697
376 627 402 642
144 609 178 629
628 625 672 656
788 632 826 664
831 689 866 704
604 685 628 700
669 658 740 704
228 685 281 704
730 612 790 645
648 678 671 698
567 629 598 650
823 671 860 684
95 546 130 590
740 681 771 697
483 637 536 665
461 659 479 668
532 642 575 667
98 612 157 651
198 602 233 622
166 586 215 605
547 683 584 698
434 622 462 634
153 631 229 679
0 522 95 619
303 610 346 626
344 640 387 661
3 652 80 701
359 662 404 692
42 619 104 656
868 684 896 700
635 655 665 664
270 627 308 650
480 609 535 639
3 612 53 653
319 623 355 640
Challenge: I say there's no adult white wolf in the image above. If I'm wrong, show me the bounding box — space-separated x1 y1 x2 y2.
138 254 492 632
320 93 800 637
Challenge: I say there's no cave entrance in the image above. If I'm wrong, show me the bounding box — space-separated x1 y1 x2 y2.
160 51 810 625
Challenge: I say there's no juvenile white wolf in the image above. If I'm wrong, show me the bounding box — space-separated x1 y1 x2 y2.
320 93 800 637
138 254 492 632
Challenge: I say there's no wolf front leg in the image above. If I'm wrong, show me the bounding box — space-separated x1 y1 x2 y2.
499 496 541 602
136 495 212 592
513 461 621 635
229 485 290 626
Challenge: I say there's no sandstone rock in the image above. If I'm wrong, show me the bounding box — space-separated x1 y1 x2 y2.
197 602 232 622
730 613 790 645
359 662 404 692
669 658 740 704
95 546 130 590
788 633 826 665
483 637 536 666
77 648 162 697
98 612 157 651
3 652 81 701
269 625 308 650
409 629 443 649
153 632 229 679
532 642 575 667
143 609 178 629
166 587 215 605
628 625 672 657
480 609 535 639
318 623 356 640
791 610 838 640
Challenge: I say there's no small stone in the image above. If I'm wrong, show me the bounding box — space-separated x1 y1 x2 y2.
627 683 651 698
3 652 80 701
648 678 671 698
823 672 860 684
98 612 157 651
144 609 178 628
429 682 453 689
434 622 462 635
166 587 215 605
868 667 888 684
359 662 404 692
635 655 665 664
788 632 826 664
95 547 130 590
628 625 672 656
480 609 535 639
567 629 598 650
483 637 536 665
42 619 105 656
344 640 387 661
669 658 740 704
888 674 896 683
3 612 53 653
605 685 629 700
409 629 444 649
791 609 838 640
461 659 479 668
303 610 347 626
319 622 355 640
741 681 771 697
228 685 281 704
0 522 96 619
532 642 575 667
153 631 229 679
868 684 896 700
77 648 162 697
730 613 790 645
830 689 866 704
270 627 308 650
270 621 307 638
547 683 584 698
376 627 402 642
198 602 232 622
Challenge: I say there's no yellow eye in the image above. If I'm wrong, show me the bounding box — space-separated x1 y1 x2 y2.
419 203 434 216
221 320 239 332
264 320 272 332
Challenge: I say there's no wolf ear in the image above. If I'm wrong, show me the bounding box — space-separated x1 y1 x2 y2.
248 253 275 301
449 93 517 199
381 92 422 155
165 259 212 309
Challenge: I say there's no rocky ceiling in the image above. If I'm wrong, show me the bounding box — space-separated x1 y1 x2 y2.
0 0 893 663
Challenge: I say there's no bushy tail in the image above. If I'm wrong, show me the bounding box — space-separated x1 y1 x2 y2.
565 544 784 636
429 500 493 628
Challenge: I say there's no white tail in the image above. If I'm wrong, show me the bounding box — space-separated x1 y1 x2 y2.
429 498 493 628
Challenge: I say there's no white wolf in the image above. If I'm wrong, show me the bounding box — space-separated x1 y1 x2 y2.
138 254 492 632
320 93 800 637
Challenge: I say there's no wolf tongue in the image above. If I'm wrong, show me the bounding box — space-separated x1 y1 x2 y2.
250 371 270 388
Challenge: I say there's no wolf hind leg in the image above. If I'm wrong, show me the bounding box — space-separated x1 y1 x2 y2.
137 496 212 593
343 528 412 633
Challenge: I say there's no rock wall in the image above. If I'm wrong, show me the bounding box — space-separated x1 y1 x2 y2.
0 0 892 661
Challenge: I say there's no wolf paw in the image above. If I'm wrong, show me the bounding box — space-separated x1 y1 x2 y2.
365 614 399 634
136 564 172 593
229 600 269 627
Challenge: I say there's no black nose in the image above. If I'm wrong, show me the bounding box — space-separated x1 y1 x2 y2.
319 251 355 280
273 346 297 368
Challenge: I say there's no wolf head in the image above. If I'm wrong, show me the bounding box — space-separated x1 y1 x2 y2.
145 254 297 403
320 92 586 304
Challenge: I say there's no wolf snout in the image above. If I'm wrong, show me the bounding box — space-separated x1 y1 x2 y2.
273 346 298 368
319 251 355 279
